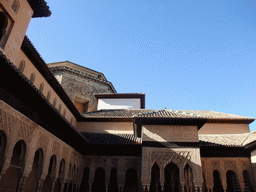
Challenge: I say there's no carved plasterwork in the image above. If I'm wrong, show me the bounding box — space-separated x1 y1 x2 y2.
37 133 49 152
224 160 236 171
52 141 60 156
126 159 138 170
211 160 220 171
151 150 191 168
111 158 118 168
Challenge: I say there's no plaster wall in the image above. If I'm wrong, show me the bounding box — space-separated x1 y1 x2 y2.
0 0 33 63
198 123 250 134
142 125 198 142
97 98 141 110
77 121 133 134
56 72 113 112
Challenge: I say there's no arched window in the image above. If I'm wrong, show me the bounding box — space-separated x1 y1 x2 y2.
11 0 20 13
53 98 57 107
0 12 8 41
47 91 51 101
30 72 36 84
18 60 25 74
58 104 62 113
39 83 44 93
63 109 66 117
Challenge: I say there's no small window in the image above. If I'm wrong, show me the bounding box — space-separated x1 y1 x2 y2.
63 109 66 117
11 0 20 14
18 60 25 74
47 91 51 101
58 104 62 113
39 83 44 93
30 72 36 84
53 98 57 107
0 12 8 41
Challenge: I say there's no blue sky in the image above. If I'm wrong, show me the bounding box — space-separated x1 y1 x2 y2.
27 0 256 131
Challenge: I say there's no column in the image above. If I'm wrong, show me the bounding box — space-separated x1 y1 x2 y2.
36 179 45 192
16 177 28 192
60 182 65 192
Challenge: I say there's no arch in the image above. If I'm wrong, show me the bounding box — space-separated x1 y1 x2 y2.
242 170 254 192
124 168 139 192
80 167 90 192
39 83 44 93
164 162 179 192
42 155 57 192
0 140 26 191
0 130 7 162
54 159 66 192
184 164 194 192
150 162 160 192
91 167 105 192
24 148 44 191
0 12 8 41
47 91 51 101
213 170 223 192
226 170 241 192
18 60 25 74
30 72 36 84
109 168 118 192
53 98 57 107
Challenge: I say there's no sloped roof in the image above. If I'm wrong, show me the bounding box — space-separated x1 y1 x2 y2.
134 109 204 119
82 109 157 118
82 109 254 123
199 133 250 147
81 132 141 145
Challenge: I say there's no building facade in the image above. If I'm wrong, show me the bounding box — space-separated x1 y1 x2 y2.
0 0 256 192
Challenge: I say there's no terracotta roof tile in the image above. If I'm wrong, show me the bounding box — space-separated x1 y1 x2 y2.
199 134 249 147
82 109 254 122
81 132 142 145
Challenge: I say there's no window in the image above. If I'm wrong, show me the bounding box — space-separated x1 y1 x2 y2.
29 72 36 84
18 60 25 74
53 98 57 107
46 91 51 101
11 0 20 13
39 83 44 93
58 104 62 113
63 109 66 117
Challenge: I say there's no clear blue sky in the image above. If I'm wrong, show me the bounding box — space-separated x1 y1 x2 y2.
27 0 256 131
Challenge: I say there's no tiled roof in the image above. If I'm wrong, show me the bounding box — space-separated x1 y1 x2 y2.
82 109 157 118
82 109 254 122
134 109 204 119
81 132 142 145
199 134 250 147
243 130 256 146
178 110 254 121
